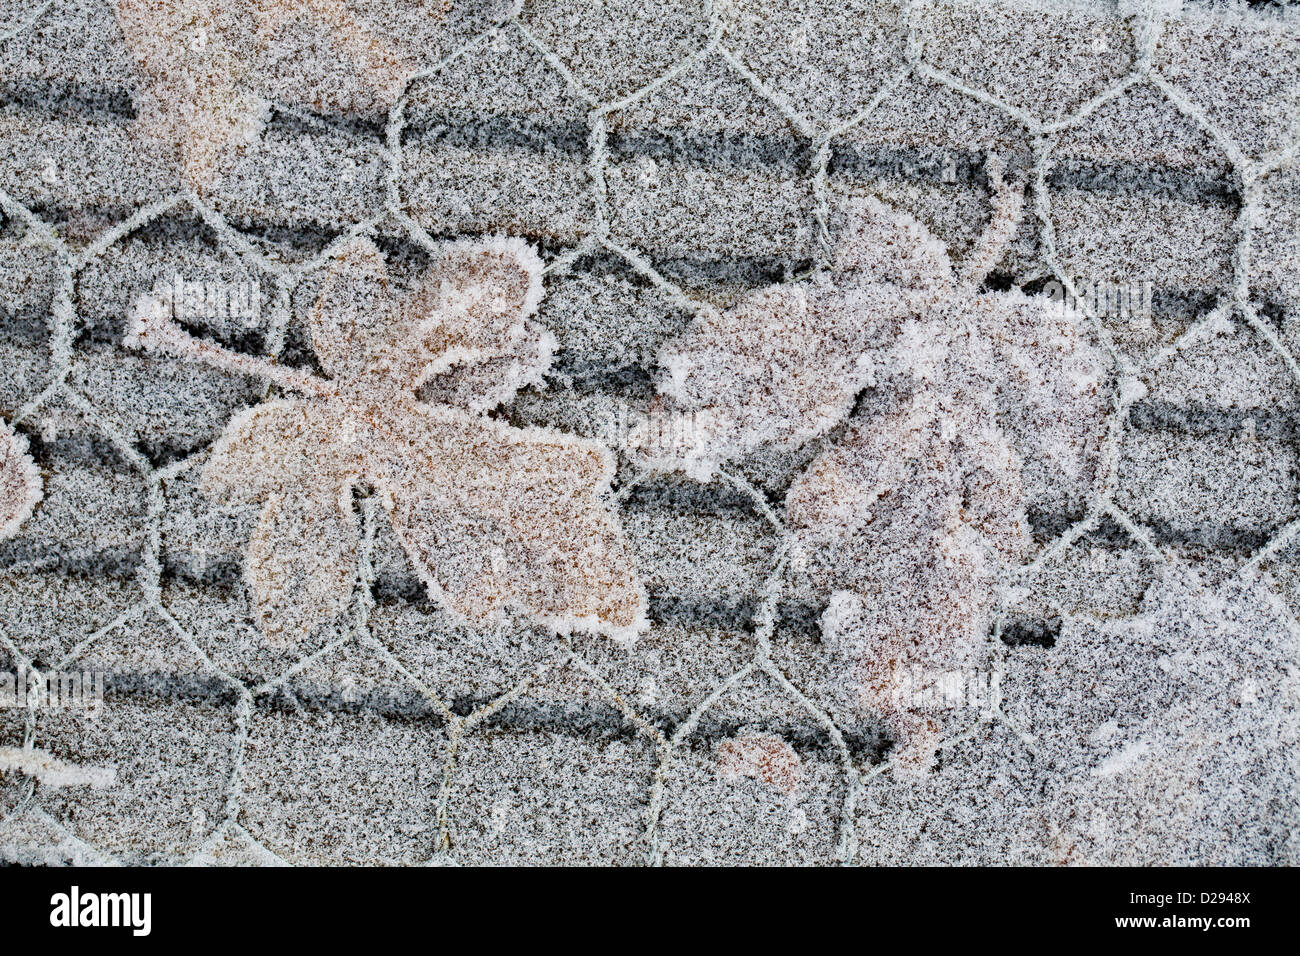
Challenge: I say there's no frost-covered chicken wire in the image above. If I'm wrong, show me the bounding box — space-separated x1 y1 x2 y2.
0 0 1298 865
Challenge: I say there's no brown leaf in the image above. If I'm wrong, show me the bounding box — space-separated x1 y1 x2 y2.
186 235 645 645
646 160 1106 773
112 0 419 190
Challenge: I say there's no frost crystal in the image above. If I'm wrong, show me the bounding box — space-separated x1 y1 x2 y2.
0 419 41 541
126 236 647 646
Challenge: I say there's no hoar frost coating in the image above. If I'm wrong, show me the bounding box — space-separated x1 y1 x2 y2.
641 158 1109 774
1017 565 1300 865
127 236 647 647
790 286 1108 774
0 419 41 542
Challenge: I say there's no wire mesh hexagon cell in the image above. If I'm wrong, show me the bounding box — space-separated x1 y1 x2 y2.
0 0 1297 866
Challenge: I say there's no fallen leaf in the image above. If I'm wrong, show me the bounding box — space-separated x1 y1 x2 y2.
128 235 647 646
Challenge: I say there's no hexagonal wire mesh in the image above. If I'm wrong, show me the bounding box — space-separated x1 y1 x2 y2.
0 0 1297 864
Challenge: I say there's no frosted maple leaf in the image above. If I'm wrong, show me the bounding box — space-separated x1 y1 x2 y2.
640 157 1108 774
0 419 41 541
111 0 417 190
640 157 1043 474
126 236 647 645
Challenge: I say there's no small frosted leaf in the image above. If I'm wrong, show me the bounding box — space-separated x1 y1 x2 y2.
715 734 802 796
0 419 41 541
112 0 269 190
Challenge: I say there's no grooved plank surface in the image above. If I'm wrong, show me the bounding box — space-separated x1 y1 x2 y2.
0 0 1298 866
